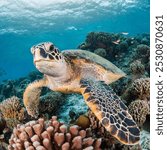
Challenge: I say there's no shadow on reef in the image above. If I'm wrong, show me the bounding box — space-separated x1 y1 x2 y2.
0 32 150 150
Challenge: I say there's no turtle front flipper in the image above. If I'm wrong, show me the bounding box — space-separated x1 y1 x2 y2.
23 78 47 118
80 79 140 145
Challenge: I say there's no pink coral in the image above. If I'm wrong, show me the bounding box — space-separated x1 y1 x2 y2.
8 116 101 150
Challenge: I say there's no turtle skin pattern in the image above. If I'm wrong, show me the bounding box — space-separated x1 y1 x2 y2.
80 79 140 145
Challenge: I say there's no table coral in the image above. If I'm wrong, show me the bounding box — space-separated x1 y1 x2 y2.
0 96 25 129
8 116 101 150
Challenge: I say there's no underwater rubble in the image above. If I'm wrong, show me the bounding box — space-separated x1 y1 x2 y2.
0 32 150 150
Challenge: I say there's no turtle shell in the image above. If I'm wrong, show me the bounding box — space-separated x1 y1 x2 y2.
62 49 126 76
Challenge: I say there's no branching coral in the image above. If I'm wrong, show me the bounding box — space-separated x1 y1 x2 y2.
128 100 149 128
8 116 102 150
0 96 25 129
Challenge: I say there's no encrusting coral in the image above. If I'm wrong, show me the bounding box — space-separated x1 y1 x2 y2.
128 100 149 128
8 116 102 150
0 96 25 129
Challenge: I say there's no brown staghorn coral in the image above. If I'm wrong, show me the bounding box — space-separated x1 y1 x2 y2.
128 100 149 128
8 116 102 150
0 96 25 129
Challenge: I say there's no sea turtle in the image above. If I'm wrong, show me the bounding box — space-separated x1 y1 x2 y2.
23 42 140 145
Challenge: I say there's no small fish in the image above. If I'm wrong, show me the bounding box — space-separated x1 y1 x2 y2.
112 39 120 45
121 32 129 35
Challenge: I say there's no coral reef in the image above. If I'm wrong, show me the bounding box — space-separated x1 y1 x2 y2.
0 80 16 99
39 92 65 117
58 94 88 123
0 112 6 134
94 48 107 58
140 130 150 150
0 32 150 149
128 78 150 101
136 44 150 60
122 78 150 104
0 71 43 101
78 32 150 78
0 96 25 129
0 141 8 150
121 144 142 150
8 116 101 150
128 100 149 128
130 60 146 80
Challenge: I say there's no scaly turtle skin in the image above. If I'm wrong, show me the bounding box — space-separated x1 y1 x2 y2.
23 42 140 145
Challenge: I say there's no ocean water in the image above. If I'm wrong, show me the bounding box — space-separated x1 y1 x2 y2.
0 0 150 82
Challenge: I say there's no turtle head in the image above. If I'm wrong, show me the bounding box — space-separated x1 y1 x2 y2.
31 42 67 77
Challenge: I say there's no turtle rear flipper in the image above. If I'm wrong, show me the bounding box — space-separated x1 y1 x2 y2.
80 79 140 145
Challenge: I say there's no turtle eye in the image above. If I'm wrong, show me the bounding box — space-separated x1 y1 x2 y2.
50 45 54 51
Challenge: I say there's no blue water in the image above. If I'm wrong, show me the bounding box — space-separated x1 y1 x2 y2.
0 0 150 81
